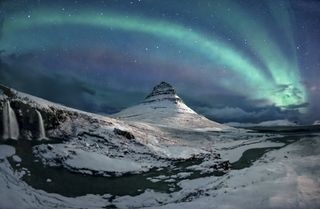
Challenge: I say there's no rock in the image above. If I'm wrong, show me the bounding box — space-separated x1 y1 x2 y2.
145 81 177 99
113 128 135 139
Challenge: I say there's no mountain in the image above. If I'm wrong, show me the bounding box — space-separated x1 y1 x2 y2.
0 83 225 176
113 82 230 131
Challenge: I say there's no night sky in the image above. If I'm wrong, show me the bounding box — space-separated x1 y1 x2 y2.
0 0 319 124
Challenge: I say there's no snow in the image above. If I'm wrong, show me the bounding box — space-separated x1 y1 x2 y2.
112 136 320 209
216 140 284 163
113 99 227 130
12 155 22 163
0 134 319 209
0 145 15 159
65 149 151 173
0 158 113 209
146 143 208 159
313 120 320 125
112 83 230 130
34 142 157 175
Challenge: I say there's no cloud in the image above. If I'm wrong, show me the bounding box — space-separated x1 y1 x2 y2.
0 53 120 114
285 102 309 109
198 105 300 123
0 3 4 40
199 106 254 120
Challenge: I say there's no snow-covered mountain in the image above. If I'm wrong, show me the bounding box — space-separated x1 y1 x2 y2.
113 82 230 131
0 83 226 176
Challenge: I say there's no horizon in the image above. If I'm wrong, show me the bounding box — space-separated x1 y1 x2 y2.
1 81 318 126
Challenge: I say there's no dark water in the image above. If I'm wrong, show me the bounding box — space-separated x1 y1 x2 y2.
2 139 225 197
231 135 304 170
1 131 312 198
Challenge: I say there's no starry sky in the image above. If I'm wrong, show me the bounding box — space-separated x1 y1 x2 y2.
0 0 319 124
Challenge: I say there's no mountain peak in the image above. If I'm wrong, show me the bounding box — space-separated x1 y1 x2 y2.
145 81 177 99
113 81 229 130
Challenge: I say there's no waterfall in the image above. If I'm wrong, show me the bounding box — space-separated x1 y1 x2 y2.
36 110 48 140
2 101 19 140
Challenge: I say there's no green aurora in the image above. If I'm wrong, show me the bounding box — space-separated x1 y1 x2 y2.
0 7 307 109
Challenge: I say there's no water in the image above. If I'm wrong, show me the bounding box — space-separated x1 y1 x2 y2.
36 110 47 141
2 101 19 140
231 135 304 170
2 131 312 198
6 140 218 197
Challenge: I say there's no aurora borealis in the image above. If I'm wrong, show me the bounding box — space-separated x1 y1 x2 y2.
0 0 319 123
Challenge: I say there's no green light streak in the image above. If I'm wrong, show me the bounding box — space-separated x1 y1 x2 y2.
210 0 306 107
0 8 306 108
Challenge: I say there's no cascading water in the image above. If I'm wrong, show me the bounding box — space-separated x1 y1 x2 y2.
2 101 19 140
36 110 47 140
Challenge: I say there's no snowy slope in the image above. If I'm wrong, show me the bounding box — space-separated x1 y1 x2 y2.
113 82 230 131
1 134 319 209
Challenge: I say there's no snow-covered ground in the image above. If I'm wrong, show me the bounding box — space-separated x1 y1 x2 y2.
113 135 320 209
1 133 319 209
